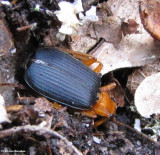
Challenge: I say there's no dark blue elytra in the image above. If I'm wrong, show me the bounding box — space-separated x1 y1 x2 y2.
25 48 101 110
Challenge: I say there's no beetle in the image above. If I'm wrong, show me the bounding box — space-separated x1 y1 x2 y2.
24 47 116 118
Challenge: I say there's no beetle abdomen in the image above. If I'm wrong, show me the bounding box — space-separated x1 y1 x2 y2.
25 48 101 109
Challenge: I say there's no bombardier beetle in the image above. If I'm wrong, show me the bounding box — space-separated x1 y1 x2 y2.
25 47 116 119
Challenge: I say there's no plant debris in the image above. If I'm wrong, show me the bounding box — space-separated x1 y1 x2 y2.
0 19 15 56
139 0 160 41
0 94 10 124
127 59 160 93
135 72 160 117
92 0 160 75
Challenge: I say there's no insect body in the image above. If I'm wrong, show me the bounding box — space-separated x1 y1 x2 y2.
25 48 116 118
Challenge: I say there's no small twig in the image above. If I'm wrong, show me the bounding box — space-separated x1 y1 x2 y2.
112 117 160 148
83 149 89 155
17 25 33 31
0 125 83 155
52 122 63 131
89 39 105 55
11 0 18 5
17 92 36 103
17 23 37 32
137 69 147 78
0 83 26 89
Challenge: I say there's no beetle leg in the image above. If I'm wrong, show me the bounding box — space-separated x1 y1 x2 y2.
55 47 103 73
53 102 98 118
55 47 93 61
83 58 103 73
93 61 103 73
81 110 97 119
52 102 63 110
94 118 109 127
81 111 109 127
70 51 103 73
100 82 116 92
71 53 93 61
82 57 97 65
81 83 116 119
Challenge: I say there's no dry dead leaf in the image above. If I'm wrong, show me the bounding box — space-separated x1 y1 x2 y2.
127 59 160 93
121 19 139 36
70 35 97 53
135 72 160 117
139 0 160 41
103 73 125 107
70 2 122 52
109 80 125 107
87 2 122 44
34 98 53 113
34 98 54 128
88 17 122 44
89 2 122 44
92 0 160 75
111 79 125 107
